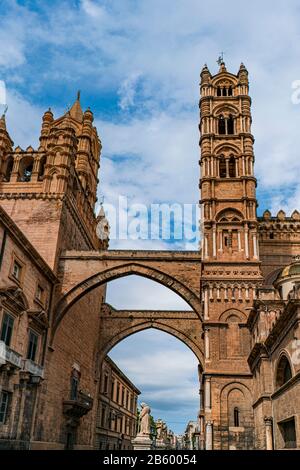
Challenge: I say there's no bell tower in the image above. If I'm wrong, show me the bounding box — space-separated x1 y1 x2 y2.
200 61 258 262
199 62 263 450
0 94 106 271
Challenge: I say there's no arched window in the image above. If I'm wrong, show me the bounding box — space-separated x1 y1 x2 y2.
218 115 226 135
228 86 233 96
222 86 227 96
4 156 14 181
276 355 292 388
217 86 222 97
18 156 34 182
234 407 240 427
227 115 234 134
229 156 236 177
38 155 46 181
219 156 226 178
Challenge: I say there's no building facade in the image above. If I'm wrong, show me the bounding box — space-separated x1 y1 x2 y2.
0 206 56 449
0 61 299 450
95 355 140 450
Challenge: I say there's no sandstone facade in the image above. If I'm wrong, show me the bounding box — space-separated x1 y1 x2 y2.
0 63 299 450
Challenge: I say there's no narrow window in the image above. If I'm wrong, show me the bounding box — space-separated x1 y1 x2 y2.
27 330 39 361
228 86 233 96
103 374 108 394
276 356 292 388
111 378 115 400
219 156 227 178
12 260 22 281
227 115 234 134
38 156 46 181
116 383 120 404
217 86 222 96
222 86 227 96
218 115 226 134
229 156 236 177
0 391 10 424
0 312 14 347
101 406 106 427
234 407 240 427
36 285 44 303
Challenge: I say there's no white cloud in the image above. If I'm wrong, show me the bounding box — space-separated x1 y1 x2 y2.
81 0 107 19
106 275 192 310
109 329 200 432
118 72 142 110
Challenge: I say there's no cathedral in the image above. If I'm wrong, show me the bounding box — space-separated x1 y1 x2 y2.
0 61 299 450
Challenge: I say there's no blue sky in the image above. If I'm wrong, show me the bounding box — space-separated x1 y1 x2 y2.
1 0 300 435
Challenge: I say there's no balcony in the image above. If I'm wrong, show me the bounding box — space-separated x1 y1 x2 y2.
0 341 22 369
23 359 44 378
63 391 93 420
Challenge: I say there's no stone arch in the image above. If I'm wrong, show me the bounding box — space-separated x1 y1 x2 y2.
18 155 34 182
214 142 240 155
213 103 239 118
100 321 204 366
52 262 202 342
275 351 293 388
212 74 238 88
215 208 244 223
220 382 254 431
219 308 247 322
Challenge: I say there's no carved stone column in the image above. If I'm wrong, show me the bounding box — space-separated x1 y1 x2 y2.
264 417 274 450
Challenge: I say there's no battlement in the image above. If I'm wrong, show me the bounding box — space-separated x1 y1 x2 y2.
258 209 300 241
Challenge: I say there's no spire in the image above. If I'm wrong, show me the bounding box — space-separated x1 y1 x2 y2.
238 62 248 74
238 62 249 84
218 61 227 73
69 90 83 122
0 113 6 130
200 64 211 84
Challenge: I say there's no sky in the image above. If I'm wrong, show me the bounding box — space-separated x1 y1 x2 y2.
1 0 300 434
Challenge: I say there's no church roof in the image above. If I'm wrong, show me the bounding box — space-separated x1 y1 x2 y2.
278 257 300 279
69 91 83 122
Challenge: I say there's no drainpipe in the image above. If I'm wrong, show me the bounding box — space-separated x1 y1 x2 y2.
0 228 7 269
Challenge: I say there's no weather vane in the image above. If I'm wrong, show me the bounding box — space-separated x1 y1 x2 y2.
217 52 225 65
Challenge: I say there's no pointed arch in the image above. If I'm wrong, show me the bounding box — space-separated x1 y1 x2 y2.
100 322 204 366
52 262 202 341
276 352 293 388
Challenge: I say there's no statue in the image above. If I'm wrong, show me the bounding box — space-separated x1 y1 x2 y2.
139 403 151 435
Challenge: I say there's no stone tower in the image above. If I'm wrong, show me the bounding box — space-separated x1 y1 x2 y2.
199 61 263 449
0 95 105 271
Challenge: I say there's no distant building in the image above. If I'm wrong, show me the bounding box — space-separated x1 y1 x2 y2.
95 356 140 450
184 421 200 450
0 207 56 449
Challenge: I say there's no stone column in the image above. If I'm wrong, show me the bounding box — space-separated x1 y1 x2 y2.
237 231 241 251
205 421 213 450
253 232 258 259
244 224 249 259
212 226 217 258
204 376 211 411
204 328 210 360
264 417 274 450
204 288 209 320
204 234 209 259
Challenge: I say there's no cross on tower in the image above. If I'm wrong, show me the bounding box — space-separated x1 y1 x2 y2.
217 52 225 65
